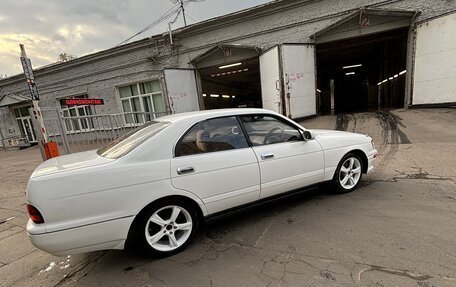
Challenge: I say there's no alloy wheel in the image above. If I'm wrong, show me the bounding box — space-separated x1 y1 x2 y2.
145 205 193 252
339 157 362 190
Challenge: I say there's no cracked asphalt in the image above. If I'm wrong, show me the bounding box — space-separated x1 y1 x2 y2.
0 108 455 287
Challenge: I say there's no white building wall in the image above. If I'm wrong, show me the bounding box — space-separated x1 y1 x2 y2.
413 12 456 105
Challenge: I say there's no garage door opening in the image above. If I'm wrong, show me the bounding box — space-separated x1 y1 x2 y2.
199 58 262 109
317 28 408 114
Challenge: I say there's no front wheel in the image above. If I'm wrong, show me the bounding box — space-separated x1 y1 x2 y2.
132 199 199 256
332 153 363 193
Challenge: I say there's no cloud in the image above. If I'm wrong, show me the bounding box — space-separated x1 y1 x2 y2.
0 0 270 78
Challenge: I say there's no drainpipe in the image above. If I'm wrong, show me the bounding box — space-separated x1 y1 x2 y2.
0 121 6 151
168 23 173 45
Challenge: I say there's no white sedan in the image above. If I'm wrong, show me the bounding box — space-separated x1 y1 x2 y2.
26 108 377 256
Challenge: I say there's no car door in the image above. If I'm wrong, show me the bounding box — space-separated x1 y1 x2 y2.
239 115 324 199
171 116 261 214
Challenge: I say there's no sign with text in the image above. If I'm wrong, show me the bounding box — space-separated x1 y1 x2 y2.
61 98 104 106
360 15 370 28
20 56 40 101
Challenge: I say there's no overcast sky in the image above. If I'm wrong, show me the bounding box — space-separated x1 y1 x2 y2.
0 0 271 77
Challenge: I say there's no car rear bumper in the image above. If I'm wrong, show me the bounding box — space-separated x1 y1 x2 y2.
27 216 134 256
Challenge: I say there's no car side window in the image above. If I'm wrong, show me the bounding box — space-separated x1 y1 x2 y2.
177 117 249 156
240 115 303 146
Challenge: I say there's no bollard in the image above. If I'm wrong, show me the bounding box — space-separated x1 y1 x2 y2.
44 142 59 159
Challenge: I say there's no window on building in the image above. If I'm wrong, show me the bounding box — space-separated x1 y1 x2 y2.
60 95 94 132
118 80 166 124
14 106 30 118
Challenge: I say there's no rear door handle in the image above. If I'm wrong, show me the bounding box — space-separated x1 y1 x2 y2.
261 153 275 160
177 167 195 175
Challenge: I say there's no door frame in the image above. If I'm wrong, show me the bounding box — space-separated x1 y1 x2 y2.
13 106 37 143
18 116 37 143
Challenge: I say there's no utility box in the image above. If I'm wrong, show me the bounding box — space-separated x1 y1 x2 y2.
44 142 59 159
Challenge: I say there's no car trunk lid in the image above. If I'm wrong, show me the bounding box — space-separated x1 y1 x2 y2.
31 150 114 178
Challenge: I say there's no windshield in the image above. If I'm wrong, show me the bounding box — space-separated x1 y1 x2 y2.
97 121 170 159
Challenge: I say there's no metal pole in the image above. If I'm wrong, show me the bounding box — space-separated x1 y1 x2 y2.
378 85 382 111
31 100 48 142
29 109 47 160
19 44 48 146
56 109 71 154
180 0 187 26
0 122 6 151
168 23 173 44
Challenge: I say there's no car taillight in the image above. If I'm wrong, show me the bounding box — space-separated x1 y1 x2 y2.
27 204 45 224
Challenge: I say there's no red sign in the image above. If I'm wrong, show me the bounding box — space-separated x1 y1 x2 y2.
61 98 104 106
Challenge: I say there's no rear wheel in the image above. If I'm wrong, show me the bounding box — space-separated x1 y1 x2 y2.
132 199 198 256
332 153 363 193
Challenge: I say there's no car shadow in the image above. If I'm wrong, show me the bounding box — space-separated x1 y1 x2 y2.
205 185 331 229
77 182 372 280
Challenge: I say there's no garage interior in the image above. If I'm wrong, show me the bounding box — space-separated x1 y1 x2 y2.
199 58 262 109
317 28 409 114
190 45 263 110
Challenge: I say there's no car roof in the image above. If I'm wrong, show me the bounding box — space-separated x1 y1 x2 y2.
157 108 276 123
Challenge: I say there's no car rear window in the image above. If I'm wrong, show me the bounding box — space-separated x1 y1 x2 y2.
97 121 170 159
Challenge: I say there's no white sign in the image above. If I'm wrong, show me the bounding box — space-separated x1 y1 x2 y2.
20 45 40 101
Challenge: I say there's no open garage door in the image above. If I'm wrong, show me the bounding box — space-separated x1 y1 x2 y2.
260 45 317 118
316 30 409 114
164 69 200 113
282 44 317 118
259 46 282 113
314 8 416 114
413 13 456 105
192 43 317 118
192 44 262 110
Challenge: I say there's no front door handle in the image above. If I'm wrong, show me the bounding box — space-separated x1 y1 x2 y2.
177 167 195 175
261 153 275 160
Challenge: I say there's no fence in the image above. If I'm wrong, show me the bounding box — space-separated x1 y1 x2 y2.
33 107 169 155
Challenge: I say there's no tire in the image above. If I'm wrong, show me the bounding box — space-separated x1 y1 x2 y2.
130 199 199 257
332 153 364 194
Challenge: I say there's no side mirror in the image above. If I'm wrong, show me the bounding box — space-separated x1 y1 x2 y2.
302 130 315 140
